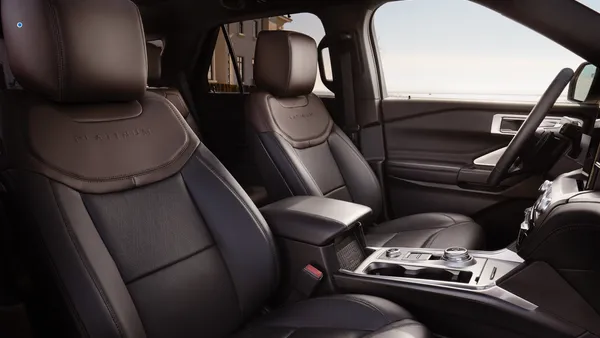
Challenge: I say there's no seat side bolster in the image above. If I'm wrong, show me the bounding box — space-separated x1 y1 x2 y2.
6 170 146 338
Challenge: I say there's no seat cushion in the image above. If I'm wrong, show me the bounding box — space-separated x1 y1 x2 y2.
366 213 485 249
234 294 430 338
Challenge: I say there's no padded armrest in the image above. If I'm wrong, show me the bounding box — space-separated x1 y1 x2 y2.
260 196 372 246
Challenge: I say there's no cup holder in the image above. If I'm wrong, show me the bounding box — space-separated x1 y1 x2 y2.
364 262 472 283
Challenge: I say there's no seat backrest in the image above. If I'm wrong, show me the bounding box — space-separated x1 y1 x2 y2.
1 1 278 337
145 42 200 135
144 42 271 206
246 31 383 217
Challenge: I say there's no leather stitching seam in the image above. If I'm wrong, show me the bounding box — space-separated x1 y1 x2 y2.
30 96 196 183
49 184 125 337
257 134 294 196
333 128 380 205
126 244 215 285
291 147 323 196
193 151 280 306
267 94 331 147
341 295 390 324
424 221 473 248
271 134 311 195
46 0 65 100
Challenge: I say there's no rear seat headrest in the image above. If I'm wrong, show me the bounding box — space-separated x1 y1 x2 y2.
254 30 317 98
146 42 162 87
1 0 147 103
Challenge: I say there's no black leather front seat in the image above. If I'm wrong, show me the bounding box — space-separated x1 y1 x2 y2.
247 31 485 249
0 0 429 337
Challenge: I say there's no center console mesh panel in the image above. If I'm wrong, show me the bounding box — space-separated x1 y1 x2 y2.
336 234 365 271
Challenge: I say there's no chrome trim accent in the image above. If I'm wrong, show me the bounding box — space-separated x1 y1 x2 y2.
473 147 506 167
490 114 582 136
344 247 536 311
442 247 475 267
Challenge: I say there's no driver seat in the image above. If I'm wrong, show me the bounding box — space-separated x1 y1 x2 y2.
247 31 485 249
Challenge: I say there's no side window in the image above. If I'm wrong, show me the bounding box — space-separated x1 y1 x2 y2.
373 0 594 102
208 13 333 95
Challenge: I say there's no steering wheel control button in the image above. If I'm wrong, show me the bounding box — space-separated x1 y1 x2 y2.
442 247 475 267
539 180 553 193
385 248 402 259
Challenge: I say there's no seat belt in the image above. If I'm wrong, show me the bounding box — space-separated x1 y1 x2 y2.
177 72 202 128
338 33 360 147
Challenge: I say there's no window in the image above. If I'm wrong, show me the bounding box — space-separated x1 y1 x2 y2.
208 13 332 95
253 20 260 38
238 22 244 35
208 63 213 81
373 0 598 102
576 0 600 14
237 56 244 83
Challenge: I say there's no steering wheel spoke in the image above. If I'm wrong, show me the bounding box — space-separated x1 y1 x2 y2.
487 68 575 187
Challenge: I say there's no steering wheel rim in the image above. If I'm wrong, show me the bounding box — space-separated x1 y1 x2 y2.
487 68 575 187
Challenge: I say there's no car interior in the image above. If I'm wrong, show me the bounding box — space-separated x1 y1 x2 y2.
1 0 600 337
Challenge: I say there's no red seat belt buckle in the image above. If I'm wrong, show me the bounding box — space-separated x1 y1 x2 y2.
291 264 323 300
303 264 323 280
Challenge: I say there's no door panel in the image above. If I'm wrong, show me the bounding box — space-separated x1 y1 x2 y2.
381 98 597 247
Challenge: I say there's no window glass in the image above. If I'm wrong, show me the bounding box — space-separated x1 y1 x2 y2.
253 20 259 38
373 0 600 102
208 13 332 95
236 56 244 82
576 0 600 14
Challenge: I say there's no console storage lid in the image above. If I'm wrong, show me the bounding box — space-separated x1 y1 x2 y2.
260 196 372 246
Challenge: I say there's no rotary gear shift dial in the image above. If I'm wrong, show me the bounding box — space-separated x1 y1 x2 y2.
442 247 475 267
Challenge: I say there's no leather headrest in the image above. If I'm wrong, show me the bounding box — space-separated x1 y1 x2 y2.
255 31 317 97
1 0 147 103
146 42 162 87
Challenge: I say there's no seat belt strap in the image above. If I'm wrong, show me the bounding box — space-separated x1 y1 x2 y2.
177 72 202 128
338 33 360 147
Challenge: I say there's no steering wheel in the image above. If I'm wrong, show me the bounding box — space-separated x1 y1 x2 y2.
487 68 575 187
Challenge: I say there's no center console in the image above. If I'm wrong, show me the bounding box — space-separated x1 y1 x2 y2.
262 190 600 338
346 246 534 308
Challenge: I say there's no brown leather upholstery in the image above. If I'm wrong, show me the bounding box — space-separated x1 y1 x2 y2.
247 31 486 249
1 0 147 103
1 0 199 194
247 93 333 149
0 2 431 337
3 91 199 194
254 31 317 97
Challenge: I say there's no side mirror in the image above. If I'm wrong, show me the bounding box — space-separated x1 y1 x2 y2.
568 62 599 103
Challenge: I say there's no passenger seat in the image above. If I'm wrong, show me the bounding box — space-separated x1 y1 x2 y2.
247 31 485 249
145 42 270 207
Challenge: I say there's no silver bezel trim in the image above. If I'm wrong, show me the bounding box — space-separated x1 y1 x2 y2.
341 247 537 311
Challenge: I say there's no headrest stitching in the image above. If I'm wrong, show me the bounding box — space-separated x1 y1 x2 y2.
285 33 292 96
47 0 65 101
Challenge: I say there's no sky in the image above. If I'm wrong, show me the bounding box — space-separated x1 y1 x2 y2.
283 0 600 101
